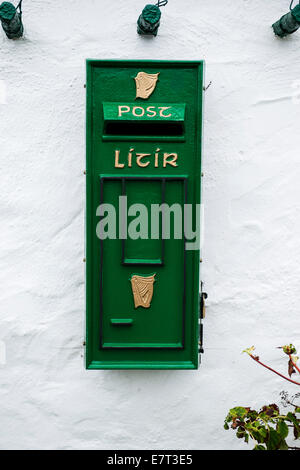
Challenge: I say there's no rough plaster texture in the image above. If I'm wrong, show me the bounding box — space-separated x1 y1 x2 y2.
0 0 300 450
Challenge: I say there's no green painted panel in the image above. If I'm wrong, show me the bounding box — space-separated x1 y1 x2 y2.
124 179 163 264
86 60 204 369
100 177 185 349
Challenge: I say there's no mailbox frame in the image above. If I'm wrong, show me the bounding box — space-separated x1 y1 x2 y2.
85 59 204 370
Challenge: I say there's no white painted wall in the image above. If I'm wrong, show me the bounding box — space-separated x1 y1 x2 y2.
0 0 299 450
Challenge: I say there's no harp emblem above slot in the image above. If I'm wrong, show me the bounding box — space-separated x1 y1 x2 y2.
134 72 160 99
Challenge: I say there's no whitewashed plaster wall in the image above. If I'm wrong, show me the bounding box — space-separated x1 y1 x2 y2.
0 0 300 450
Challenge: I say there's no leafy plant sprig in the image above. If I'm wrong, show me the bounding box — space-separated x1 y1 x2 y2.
224 404 300 450
225 344 300 450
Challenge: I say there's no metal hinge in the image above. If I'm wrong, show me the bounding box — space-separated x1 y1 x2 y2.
199 326 204 354
199 286 207 354
200 290 208 319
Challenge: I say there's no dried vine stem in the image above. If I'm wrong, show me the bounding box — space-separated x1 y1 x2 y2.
249 354 300 386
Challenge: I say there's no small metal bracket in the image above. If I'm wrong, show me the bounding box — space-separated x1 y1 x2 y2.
0 1 23 39
203 81 212 92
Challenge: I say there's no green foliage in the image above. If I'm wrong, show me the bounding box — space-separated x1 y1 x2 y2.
224 404 300 450
226 343 300 449
281 344 297 356
242 346 255 356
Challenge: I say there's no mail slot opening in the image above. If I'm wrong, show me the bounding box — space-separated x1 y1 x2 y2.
104 120 184 137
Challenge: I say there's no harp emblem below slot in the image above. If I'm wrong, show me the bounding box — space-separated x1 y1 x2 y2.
130 274 156 309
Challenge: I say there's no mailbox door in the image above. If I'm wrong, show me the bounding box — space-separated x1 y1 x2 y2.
86 60 204 369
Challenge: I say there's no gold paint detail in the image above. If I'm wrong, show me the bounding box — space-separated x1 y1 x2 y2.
136 153 151 167
134 72 160 100
163 153 178 167
130 274 156 309
114 149 179 169
114 149 124 168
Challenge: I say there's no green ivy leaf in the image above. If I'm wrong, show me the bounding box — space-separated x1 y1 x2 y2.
286 412 300 439
258 427 268 442
276 420 289 439
247 410 258 421
266 428 281 450
228 407 249 419
286 412 300 429
251 428 263 443
236 427 245 439
279 440 289 451
261 404 279 417
224 422 229 430
253 444 266 450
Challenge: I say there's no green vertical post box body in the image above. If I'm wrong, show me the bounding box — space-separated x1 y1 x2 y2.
86 60 204 370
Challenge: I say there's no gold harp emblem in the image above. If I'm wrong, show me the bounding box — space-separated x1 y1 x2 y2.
134 71 159 99
130 274 156 308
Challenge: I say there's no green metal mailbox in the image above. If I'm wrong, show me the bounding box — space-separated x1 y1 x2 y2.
86 60 204 369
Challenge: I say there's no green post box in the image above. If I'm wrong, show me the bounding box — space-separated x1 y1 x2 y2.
86 60 204 369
